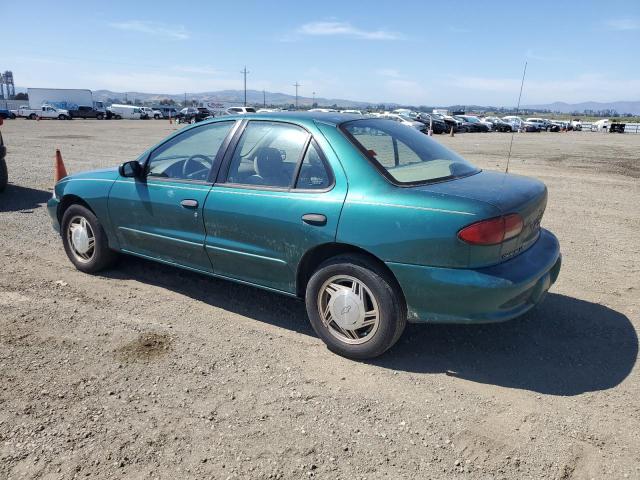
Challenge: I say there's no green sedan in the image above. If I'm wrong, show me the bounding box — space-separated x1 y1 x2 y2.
48 112 561 359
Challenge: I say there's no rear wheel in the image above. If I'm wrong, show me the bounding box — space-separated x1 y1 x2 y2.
96 113 104 120
61 204 118 273
29 113 37 120
305 254 406 359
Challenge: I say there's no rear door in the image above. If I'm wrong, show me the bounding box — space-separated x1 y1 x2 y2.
203 120 348 293
108 120 237 272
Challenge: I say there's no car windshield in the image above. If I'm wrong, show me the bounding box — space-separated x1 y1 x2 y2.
341 119 480 185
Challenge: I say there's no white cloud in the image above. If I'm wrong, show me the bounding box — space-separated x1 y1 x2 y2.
449 73 640 105
83 72 238 94
297 21 402 40
108 20 190 40
376 68 401 78
172 65 221 76
605 18 640 31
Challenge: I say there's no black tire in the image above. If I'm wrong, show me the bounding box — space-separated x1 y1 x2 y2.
97 113 104 120
58 114 65 120
115 115 122 120
9 113 16 120
305 254 406 359
0 157 7 192
61 204 118 273
29 113 37 120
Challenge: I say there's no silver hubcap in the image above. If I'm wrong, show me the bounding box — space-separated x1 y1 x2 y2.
67 216 95 262
317 275 380 345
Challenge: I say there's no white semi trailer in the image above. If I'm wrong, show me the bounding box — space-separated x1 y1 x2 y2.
27 88 105 113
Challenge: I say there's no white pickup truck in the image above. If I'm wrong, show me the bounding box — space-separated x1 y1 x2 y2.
16 104 71 120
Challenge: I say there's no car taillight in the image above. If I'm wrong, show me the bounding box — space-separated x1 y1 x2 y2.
458 214 523 245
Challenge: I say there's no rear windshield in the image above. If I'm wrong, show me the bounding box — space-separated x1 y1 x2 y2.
341 119 479 185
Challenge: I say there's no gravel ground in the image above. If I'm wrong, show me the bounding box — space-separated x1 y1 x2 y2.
0 119 638 480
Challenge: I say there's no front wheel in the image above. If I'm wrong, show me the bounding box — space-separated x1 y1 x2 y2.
61 204 118 273
58 114 66 120
305 255 406 359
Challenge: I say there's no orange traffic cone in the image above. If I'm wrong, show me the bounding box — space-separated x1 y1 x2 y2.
54 149 68 183
449 126 455 137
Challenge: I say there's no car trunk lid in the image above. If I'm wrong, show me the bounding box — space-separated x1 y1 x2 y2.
418 170 547 266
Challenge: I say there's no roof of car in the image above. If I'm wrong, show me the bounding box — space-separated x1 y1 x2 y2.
209 111 366 126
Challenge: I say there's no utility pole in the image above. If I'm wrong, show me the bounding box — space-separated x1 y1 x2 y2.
263 89 266 108
312 91 316 106
184 92 187 106
293 81 301 109
241 66 249 106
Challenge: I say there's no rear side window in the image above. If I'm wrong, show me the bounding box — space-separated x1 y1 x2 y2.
225 121 309 188
295 141 332 190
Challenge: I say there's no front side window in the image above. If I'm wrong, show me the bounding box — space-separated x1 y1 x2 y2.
342 119 479 185
146 121 234 182
225 121 309 188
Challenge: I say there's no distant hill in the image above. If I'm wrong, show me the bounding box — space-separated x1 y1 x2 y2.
91 89 380 108
524 101 640 115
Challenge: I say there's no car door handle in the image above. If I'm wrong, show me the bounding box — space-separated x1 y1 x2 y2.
302 213 327 226
180 199 199 208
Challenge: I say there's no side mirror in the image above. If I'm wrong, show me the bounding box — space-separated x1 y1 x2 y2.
119 160 143 178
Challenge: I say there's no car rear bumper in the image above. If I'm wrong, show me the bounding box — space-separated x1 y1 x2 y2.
387 229 561 324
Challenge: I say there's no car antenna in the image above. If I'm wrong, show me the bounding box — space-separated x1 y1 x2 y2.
505 61 527 174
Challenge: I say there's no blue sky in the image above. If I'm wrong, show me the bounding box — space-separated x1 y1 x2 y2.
4 0 640 105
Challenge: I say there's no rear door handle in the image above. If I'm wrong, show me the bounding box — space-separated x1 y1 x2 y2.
180 199 199 208
302 213 327 226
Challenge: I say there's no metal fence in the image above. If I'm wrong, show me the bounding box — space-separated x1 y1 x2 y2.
577 122 640 133
0 99 25 110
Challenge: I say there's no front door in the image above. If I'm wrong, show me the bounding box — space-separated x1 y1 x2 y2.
108 120 236 272
203 120 348 293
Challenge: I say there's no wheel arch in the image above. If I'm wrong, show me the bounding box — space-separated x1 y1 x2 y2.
57 194 96 225
296 242 406 305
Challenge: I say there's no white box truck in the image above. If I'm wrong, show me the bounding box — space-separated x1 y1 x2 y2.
27 88 106 118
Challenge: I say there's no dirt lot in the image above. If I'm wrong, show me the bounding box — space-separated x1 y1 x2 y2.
1 119 638 480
